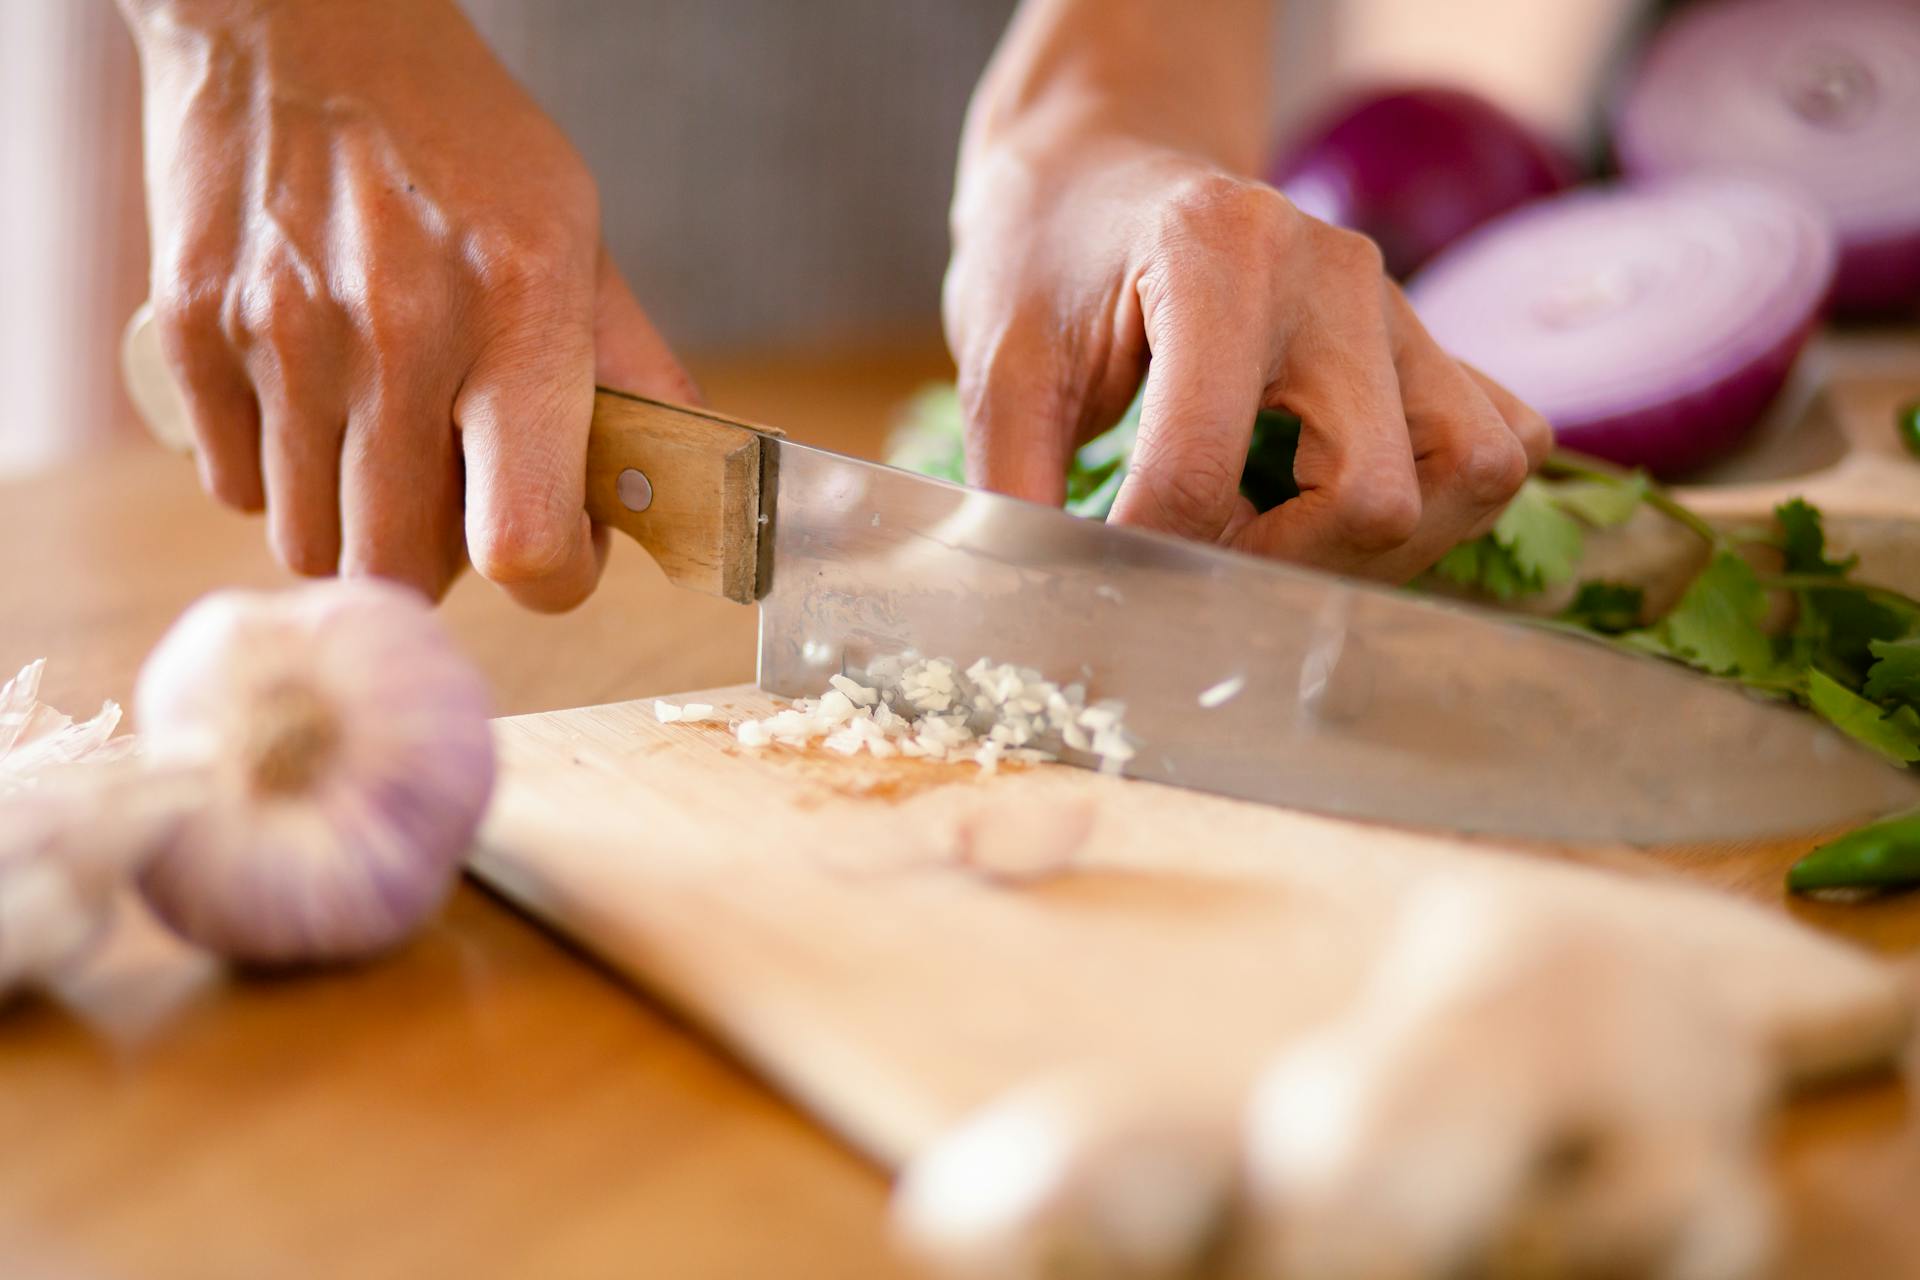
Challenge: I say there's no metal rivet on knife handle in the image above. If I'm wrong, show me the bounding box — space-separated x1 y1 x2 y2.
616 468 653 513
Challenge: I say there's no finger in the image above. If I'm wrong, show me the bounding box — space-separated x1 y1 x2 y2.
256 371 346 579
953 314 1081 507
233 290 347 577
595 245 704 404
340 383 465 599
456 295 603 613
1107 276 1265 541
1463 362 1554 471
153 290 263 511
1233 268 1422 571
1366 293 1528 575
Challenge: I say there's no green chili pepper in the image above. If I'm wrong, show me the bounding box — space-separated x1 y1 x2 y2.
1787 808 1920 892
1899 400 1920 460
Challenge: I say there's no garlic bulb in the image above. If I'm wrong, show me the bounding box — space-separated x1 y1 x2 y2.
133 579 495 965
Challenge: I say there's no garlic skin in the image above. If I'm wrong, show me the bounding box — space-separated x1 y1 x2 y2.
1 792 128 994
133 580 495 965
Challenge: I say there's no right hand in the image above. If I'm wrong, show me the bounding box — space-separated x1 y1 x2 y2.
123 0 696 609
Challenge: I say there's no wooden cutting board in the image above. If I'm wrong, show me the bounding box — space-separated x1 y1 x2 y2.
473 687 1912 1169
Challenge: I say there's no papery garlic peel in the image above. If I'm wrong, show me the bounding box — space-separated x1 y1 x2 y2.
133 580 495 965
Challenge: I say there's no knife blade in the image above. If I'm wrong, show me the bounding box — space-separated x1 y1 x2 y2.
122 304 1920 842
753 436 1920 843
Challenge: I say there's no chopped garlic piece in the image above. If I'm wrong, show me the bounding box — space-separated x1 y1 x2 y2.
828 674 879 707
722 657 1137 773
1197 675 1245 709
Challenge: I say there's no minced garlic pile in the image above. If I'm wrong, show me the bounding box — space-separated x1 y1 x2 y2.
655 656 1137 776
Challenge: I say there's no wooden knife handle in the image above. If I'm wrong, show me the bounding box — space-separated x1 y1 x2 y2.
121 302 776 605
585 390 777 605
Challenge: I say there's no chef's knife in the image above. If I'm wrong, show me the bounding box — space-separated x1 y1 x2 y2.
122 304 1920 843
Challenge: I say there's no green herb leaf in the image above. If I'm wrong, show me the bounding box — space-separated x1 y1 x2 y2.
1808 670 1920 764
1552 472 1649 529
1427 481 1586 601
1646 550 1776 678
887 384 967 484
1793 585 1920 684
1493 480 1584 586
1775 498 1856 577
1560 581 1645 634
1865 638 1920 706
1431 535 1536 600
1240 411 1303 513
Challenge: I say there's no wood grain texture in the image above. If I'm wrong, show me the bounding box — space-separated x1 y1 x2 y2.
477 687 1912 1166
584 390 774 604
4 338 1920 1278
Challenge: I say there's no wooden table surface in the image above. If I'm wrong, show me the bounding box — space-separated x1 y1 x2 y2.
5 342 1920 1279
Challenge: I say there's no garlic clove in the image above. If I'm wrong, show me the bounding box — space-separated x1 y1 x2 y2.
1241 881 1774 1280
0 772 189 997
894 1073 1237 1280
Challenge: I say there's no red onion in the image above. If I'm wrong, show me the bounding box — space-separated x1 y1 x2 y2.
1408 176 1836 476
1269 86 1576 278
1615 0 1920 317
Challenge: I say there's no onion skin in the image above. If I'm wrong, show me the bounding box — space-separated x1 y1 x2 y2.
1552 313 1820 476
1269 85 1575 278
133 580 495 966
1828 230 1920 320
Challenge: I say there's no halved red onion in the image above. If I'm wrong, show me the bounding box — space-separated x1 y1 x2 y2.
1408 177 1835 476
1269 86 1575 279
1615 0 1920 317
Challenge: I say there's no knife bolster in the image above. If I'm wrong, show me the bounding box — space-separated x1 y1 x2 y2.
585 390 775 604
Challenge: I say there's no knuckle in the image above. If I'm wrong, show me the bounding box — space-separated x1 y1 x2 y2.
468 514 572 586
1318 224 1387 278
468 220 584 300
1161 174 1293 254
1329 478 1422 552
235 268 320 350
153 287 226 363
353 285 442 357
1455 431 1530 505
1515 406 1555 461
1135 450 1237 537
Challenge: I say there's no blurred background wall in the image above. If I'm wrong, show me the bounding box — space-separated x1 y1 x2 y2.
0 0 1633 476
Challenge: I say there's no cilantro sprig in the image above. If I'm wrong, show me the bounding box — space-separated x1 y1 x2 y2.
1447 453 1920 765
